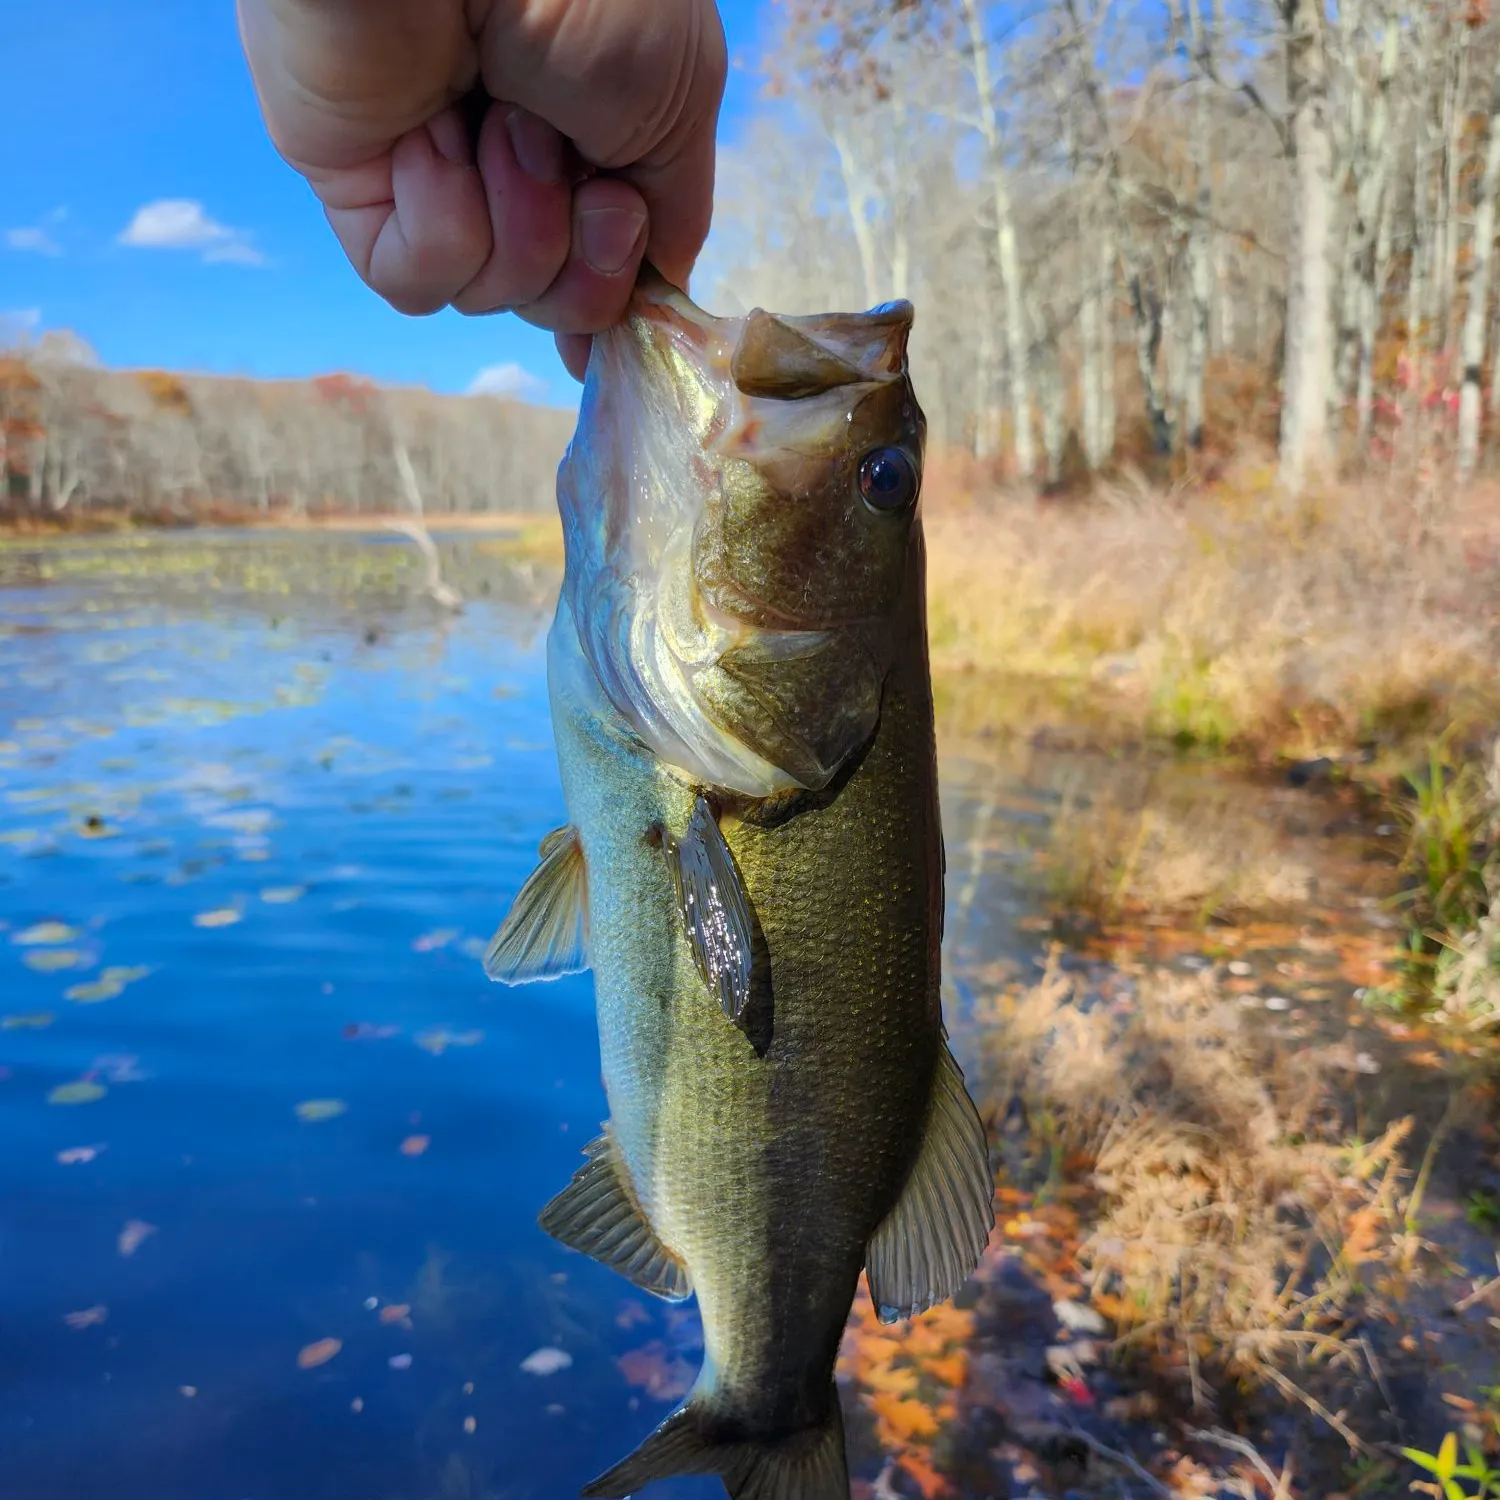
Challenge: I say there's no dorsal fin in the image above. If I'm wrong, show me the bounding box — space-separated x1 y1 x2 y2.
483 825 588 983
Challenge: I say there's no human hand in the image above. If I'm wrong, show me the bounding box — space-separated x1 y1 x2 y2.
237 0 727 377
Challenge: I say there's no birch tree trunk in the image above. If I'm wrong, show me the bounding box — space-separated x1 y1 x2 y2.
1436 19 1471 353
1183 0 1213 449
962 0 1035 480
1457 47 1500 476
1277 0 1335 492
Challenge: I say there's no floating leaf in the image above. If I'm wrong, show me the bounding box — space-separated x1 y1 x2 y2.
617 1342 693 1402
77 816 116 840
56 1145 104 1165
343 1022 399 1041
93 1054 145 1083
2 1012 53 1029
48 1081 106 1106
66 979 125 1004
260 885 306 904
411 928 460 954
378 1303 411 1325
100 966 150 986
463 1416 476 1434
388 1353 413 1370
399 1135 430 1157
14 921 78 946
23 948 87 973
117 1220 157 1257
193 908 241 929
295 1098 347 1123
63 1306 108 1330
297 1338 342 1370
519 1347 572 1376
415 1027 483 1056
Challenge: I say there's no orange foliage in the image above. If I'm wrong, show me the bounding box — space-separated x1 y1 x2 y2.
840 1281 975 1497
136 369 191 414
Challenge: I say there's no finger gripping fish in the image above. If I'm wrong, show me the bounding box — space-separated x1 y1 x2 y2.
486 271 993 1500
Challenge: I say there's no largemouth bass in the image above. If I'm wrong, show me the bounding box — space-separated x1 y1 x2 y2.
486 272 992 1500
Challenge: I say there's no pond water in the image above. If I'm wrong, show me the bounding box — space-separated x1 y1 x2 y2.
4 530 1495 1500
0 531 1048 1500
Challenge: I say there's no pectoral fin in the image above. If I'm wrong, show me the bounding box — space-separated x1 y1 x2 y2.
483 825 588 983
865 1041 993 1323
666 796 754 1021
539 1131 691 1301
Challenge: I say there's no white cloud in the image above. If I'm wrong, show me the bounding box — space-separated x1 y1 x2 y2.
5 226 61 256
467 362 548 401
118 199 264 267
5 208 66 257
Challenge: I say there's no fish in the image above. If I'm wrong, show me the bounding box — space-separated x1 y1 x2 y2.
485 270 992 1500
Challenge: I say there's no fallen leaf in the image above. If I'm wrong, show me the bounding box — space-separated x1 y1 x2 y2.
399 1135 430 1157
463 1415 477 1434
379 1304 411 1324
193 908 241 929
100 966 150 986
23 948 87 973
117 1220 157 1257
260 886 306 904
350 1397 364 1412
56 1145 104 1164
388 1353 412 1370
411 928 460 953
3 1012 53 1029
615 1302 652 1331
63 1305 108 1330
297 1338 342 1370
179 1386 197 1398
295 1098 347 1123
415 1027 483 1056
48 1081 106 1106
93 1054 144 1083
65 979 125 1004
343 1022 399 1040
617 1342 694 1402
14 922 78 946
869 1393 940 1443
520 1347 572 1376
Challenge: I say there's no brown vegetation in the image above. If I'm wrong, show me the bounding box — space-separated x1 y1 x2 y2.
977 957 1411 1421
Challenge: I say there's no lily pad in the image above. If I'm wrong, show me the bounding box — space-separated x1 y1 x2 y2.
65 979 125 1004
22 948 88 973
295 1098 347 1123
14 921 78 946
48 1081 106 1106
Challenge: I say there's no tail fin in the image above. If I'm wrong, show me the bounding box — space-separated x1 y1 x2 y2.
580 1394 847 1500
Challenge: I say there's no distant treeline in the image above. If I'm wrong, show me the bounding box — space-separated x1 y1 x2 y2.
0 339 574 520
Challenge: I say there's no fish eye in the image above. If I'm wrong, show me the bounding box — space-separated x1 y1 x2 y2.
856 447 918 514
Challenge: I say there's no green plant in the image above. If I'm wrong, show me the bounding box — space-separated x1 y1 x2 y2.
1467 1190 1500 1233
1402 1435 1500 1500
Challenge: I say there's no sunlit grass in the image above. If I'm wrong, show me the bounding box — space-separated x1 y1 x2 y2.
923 467 1500 763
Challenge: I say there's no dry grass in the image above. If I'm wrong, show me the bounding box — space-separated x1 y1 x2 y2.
924 464 1500 759
1045 765 1315 923
977 958 1411 1406
1433 740 1500 1028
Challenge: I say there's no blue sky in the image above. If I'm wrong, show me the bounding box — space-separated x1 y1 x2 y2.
0 0 771 409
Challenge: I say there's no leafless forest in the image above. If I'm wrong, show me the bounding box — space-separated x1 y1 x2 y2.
0 342 572 521
704 0 1500 491
7 0 1500 514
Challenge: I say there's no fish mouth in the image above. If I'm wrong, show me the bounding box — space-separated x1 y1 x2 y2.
696 574 878 638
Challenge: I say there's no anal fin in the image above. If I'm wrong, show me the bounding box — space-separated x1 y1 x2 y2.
484 824 588 984
539 1131 691 1302
865 1041 993 1323
667 795 754 1021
